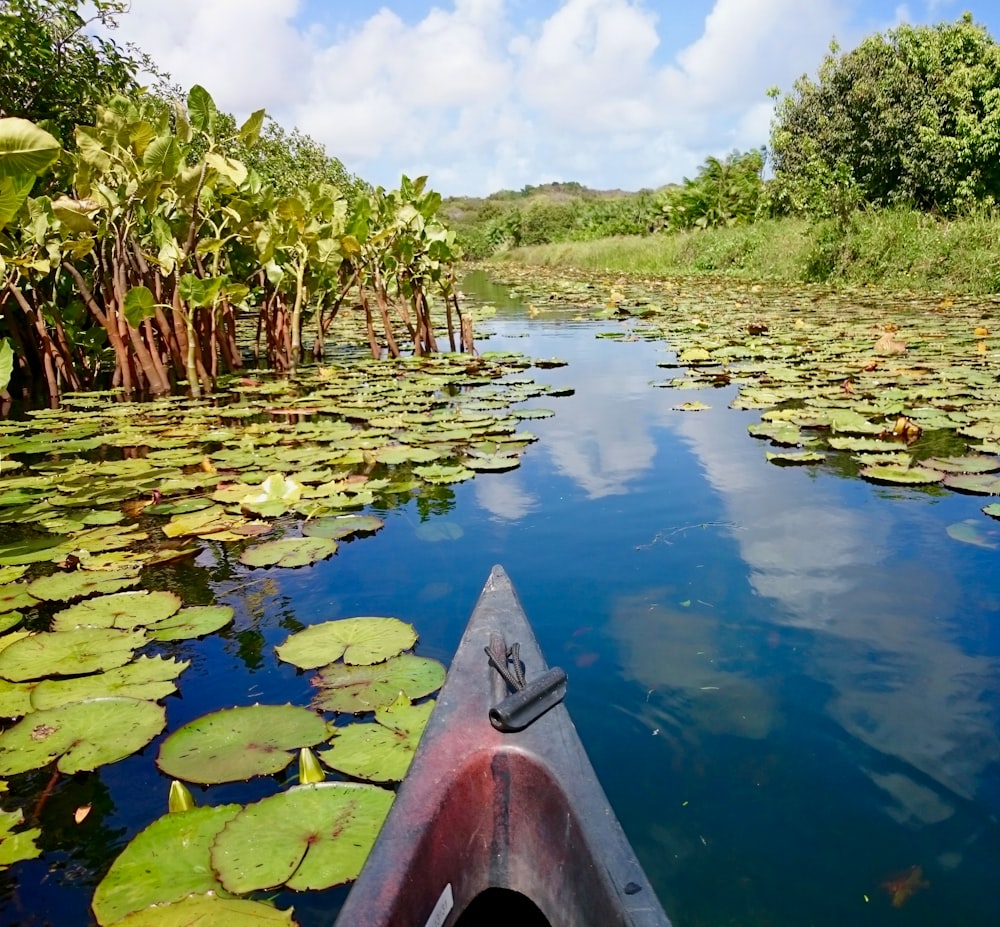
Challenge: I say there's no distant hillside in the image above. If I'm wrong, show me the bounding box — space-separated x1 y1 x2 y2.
443 182 666 258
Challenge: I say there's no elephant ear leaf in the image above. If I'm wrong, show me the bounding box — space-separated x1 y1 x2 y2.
187 85 217 137
0 117 61 178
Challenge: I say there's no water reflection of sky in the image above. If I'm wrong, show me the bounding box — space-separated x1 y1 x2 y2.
467 277 1000 925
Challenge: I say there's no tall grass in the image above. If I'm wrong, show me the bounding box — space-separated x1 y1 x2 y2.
492 210 1000 295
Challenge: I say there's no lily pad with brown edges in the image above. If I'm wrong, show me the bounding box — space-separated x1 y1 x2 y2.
320 695 434 783
156 704 328 784
312 654 445 714
0 696 166 774
91 804 240 925
211 783 393 892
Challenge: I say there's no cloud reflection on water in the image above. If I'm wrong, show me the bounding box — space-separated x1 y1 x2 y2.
666 401 1000 818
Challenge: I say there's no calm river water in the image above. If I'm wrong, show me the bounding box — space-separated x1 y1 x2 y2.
4 270 1000 926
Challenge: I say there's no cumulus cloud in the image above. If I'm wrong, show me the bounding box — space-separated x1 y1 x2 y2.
111 0 874 194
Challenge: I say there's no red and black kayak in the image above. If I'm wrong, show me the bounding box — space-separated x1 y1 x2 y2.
334 565 672 927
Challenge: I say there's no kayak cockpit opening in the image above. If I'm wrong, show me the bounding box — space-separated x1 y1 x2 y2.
453 887 550 927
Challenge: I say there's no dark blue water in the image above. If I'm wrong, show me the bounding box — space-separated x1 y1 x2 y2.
4 271 1000 926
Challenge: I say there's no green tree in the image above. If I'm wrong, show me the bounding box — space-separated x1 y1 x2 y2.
770 14 1000 214
0 0 160 143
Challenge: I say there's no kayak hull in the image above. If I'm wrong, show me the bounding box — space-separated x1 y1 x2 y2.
333 565 671 927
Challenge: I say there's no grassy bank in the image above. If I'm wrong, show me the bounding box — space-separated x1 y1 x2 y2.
490 210 1000 296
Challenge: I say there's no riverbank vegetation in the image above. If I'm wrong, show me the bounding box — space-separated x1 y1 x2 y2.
455 13 1000 296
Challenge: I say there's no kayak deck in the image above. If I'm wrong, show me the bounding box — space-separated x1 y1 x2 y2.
333 565 671 927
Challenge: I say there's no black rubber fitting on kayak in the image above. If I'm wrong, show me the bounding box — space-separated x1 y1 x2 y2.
489 667 568 732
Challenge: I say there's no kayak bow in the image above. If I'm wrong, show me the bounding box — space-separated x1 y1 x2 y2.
333 565 671 927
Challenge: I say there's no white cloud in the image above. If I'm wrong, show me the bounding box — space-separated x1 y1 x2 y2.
110 0 879 194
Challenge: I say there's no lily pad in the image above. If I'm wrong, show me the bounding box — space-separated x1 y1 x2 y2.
146 605 235 641
312 654 446 714
29 656 189 711
766 450 826 465
320 696 434 783
942 473 1000 495
858 465 944 485
0 583 38 613
413 463 475 484
108 896 297 927
27 569 140 602
0 628 147 681
276 617 417 670
0 807 41 870
50 590 182 631
91 805 241 925
463 455 521 472
301 515 384 540
211 783 393 892
0 697 166 774
143 497 215 516
0 679 34 718
239 473 304 518
239 537 338 569
156 704 328 784
946 519 1000 550
0 536 64 566
922 455 1000 474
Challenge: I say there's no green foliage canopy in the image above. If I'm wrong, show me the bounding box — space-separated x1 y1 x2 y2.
769 14 1000 215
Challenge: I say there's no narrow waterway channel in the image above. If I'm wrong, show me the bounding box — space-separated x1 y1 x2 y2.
4 270 1000 926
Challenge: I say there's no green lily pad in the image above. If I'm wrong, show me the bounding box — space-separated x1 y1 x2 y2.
0 536 64 566
747 422 804 445
0 679 34 718
0 697 166 774
320 696 433 783
766 450 826 465
463 455 521 472
27 569 140 602
413 463 475 484
0 567 27 585
0 807 41 870
922 455 1000 474
143 497 215 516
374 445 441 465
29 656 189 711
312 654 446 714
0 628 147 681
942 473 1000 494
239 537 338 569
858 465 944 485
276 617 417 670
946 519 1000 549
107 896 297 927
211 783 393 892
91 805 241 925
0 583 38 613
146 605 235 641
414 520 464 542
983 503 1000 519
301 515 384 540
156 704 328 784
50 590 182 631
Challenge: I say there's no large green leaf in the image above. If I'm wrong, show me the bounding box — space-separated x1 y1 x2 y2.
0 117 60 178
145 605 235 641
275 617 417 669
239 536 338 569
123 286 158 328
0 628 146 681
142 136 182 178
0 807 41 870
29 655 189 710
312 654 446 713
320 696 433 783
91 805 240 925
27 569 140 602
108 895 297 927
211 783 393 892
156 704 328 784
187 85 217 136
301 515 384 540
50 590 182 630
0 175 35 231
238 109 266 147
0 697 166 774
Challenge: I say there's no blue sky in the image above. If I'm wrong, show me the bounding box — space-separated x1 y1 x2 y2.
114 1 1000 196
